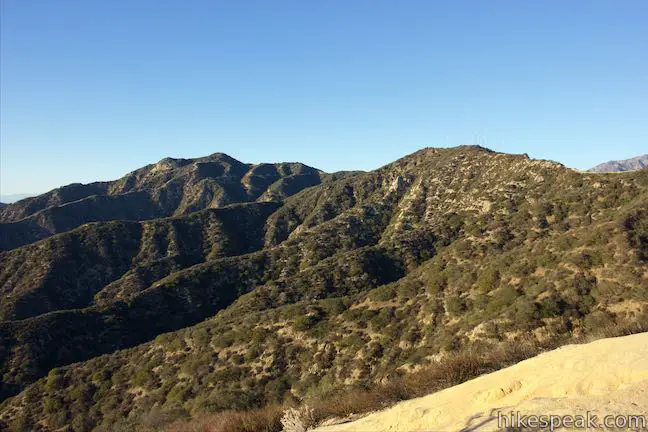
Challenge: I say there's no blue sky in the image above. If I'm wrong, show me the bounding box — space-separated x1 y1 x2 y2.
1 1 647 195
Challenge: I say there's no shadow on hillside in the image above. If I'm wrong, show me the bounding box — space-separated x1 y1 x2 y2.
460 406 512 432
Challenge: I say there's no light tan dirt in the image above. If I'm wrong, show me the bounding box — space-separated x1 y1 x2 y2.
313 333 648 431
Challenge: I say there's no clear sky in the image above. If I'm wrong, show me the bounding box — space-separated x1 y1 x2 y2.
1 1 647 195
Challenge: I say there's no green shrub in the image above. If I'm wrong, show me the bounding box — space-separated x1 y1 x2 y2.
486 286 519 314
397 279 421 299
446 296 466 317
45 368 65 392
370 284 396 302
133 369 155 387
476 268 500 293
292 315 317 332
212 332 236 348
623 208 648 261
426 272 447 295
540 298 562 318
369 309 392 331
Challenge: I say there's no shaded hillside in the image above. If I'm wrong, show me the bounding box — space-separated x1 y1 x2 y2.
0 146 647 431
0 202 280 321
0 154 330 251
588 154 647 173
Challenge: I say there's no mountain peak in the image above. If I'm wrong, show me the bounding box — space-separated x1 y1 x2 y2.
1 147 648 431
588 154 648 173
0 153 329 250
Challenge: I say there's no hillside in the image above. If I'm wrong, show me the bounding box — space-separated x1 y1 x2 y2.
314 332 648 432
0 153 332 251
0 146 647 431
588 154 648 173
0 202 280 322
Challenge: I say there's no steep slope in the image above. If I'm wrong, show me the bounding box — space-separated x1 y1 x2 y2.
588 154 648 173
0 146 647 431
0 153 329 251
0 202 280 321
314 332 648 432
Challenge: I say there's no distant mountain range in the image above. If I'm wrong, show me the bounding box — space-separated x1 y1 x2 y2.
0 146 647 431
0 153 352 251
0 193 36 204
588 154 648 173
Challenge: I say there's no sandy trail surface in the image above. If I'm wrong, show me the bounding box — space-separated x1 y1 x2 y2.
313 333 648 431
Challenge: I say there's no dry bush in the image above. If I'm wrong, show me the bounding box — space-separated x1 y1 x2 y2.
280 406 313 432
307 382 409 426
165 404 284 432
399 340 539 399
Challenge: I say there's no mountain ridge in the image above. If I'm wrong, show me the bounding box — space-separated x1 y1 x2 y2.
0 146 646 431
588 154 648 173
0 154 345 251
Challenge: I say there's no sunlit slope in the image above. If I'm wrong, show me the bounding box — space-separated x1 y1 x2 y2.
315 332 648 432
